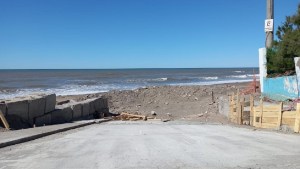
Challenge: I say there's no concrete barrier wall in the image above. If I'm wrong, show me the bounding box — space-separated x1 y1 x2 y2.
0 94 56 129
35 97 109 127
0 94 109 129
263 76 299 101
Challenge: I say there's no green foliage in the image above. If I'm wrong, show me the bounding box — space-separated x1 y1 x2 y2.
267 4 300 76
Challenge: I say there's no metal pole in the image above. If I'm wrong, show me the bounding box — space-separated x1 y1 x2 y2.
266 0 274 48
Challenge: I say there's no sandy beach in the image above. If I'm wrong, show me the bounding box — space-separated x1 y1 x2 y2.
57 82 251 123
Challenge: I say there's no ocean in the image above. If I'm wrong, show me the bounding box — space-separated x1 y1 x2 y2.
0 68 259 99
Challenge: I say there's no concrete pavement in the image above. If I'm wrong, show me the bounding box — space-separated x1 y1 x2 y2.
0 119 110 148
1 121 300 169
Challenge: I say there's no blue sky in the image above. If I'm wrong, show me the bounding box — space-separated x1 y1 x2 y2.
0 0 299 69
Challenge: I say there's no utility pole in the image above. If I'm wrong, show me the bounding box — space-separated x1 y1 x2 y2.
266 0 274 48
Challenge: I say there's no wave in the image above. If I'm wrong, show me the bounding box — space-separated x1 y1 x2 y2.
247 74 260 77
227 75 248 78
0 84 141 100
226 74 260 79
150 78 168 82
234 71 245 73
200 76 218 80
170 79 254 86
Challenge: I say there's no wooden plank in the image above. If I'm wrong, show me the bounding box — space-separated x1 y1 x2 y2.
0 110 9 129
240 94 245 125
261 123 277 129
277 102 283 128
253 107 257 127
282 111 297 118
282 118 296 128
237 103 242 125
262 106 282 111
259 99 263 128
294 103 300 133
249 95 254 126
261 111 279 117
236 91 240 125
262 117 278 124
121 112 147 120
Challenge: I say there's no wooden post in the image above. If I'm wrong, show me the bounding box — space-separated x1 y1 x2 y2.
266 0 274 48
259 98 263 127
240 94 245 124
236 90 241 124
0 110 9 129
294 103 300 133
211 90 215 103
277 102 283 129
253 107 257 127
250 95 254 126
229 95 234 121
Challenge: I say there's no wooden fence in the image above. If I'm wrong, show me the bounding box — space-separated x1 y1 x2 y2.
229 91 254 125
229 92 300 133
253 102 300 132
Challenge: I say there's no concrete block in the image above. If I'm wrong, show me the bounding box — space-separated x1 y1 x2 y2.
82 102 90 117
0 103 6 116
102 98 108 108
45 94 56 113
51 106 73 124
72 104 82 120
89 100 96 115
218 96 229 118
94 98 104 112
6 99 29 122
35 113 51 127
28 96 46 125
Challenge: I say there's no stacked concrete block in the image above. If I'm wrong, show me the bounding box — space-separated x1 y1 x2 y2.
82 101 90 117
89 99 96 115
35 113 51 127
28 95 46 125
0 103 6 116
6 99 29 122
45 94 56 113
0 94 56 128
71 104 82 120
51 105 73 124
94 98 103 112
102 98 108 108
1 94 110 129
93 97 109 117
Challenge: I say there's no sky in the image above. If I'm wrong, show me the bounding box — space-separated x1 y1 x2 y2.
0 0 299 69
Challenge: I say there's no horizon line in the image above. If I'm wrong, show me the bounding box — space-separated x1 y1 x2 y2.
0 67 259 70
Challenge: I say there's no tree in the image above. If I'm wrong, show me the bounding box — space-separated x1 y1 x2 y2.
267 4 300 76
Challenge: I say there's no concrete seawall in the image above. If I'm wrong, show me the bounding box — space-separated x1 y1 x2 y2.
0 94 109 129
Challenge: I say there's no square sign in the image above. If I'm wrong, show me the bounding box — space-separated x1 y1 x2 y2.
265 19 274 32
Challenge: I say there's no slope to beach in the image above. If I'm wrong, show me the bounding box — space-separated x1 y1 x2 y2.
58 82 250 123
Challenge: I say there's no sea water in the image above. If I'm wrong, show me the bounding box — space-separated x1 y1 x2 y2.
0 68 259 99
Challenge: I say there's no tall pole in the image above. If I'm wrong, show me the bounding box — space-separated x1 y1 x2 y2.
266 0 274 48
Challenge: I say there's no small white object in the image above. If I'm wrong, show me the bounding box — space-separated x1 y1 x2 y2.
265 19 274 32
151 111 156 116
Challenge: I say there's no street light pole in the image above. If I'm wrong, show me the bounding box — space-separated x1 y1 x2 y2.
266 0 274 48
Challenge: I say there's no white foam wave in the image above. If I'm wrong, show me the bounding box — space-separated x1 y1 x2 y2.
152 78 168 82
170 79 254 86
201 76 219 80
0 84 141 100
234 71 245 73
247 74 260 77
227 75 248 78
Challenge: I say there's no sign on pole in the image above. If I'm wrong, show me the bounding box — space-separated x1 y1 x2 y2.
265 19 274 32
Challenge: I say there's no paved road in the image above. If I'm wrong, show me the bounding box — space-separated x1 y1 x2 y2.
1 121 300 169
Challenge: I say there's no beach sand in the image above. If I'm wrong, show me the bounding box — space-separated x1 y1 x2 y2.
58 82 254 124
